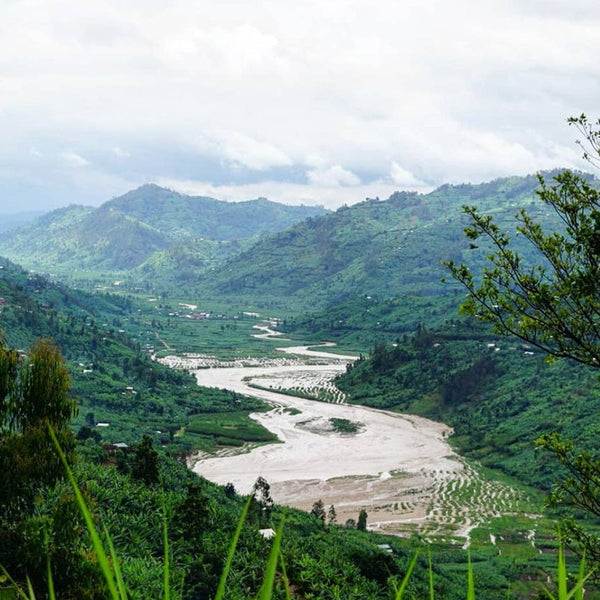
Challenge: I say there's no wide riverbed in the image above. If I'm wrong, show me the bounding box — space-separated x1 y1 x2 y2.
159 328 527 539
159 335 510 538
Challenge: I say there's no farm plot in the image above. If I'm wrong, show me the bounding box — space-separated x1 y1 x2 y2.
246 371 347 403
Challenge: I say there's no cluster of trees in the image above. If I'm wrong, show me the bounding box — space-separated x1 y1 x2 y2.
0 338 76 516
309 500 370 531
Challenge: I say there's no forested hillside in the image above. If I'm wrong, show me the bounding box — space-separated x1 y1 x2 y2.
0 258 273 452
0 184 327 274
334 319 600 491
195 171 584 313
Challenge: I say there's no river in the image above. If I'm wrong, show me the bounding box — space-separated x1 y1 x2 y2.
158 335 488 537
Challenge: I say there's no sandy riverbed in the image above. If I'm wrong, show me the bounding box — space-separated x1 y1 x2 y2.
169 358 469 537
158 335 525 539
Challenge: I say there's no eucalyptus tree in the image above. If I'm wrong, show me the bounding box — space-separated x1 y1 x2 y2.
0 337 76 516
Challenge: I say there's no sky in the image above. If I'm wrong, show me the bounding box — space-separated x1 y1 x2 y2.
1 0 600 213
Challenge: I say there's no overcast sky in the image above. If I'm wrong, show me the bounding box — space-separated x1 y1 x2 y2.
1 0 599 213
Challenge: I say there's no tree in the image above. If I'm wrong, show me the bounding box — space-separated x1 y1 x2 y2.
444 114 600 563
0 337 100 597
253 476 273 527
357 509 368 531
327 504 337 525
310 499 326 522
224 482 236 499
131 435 160 485
0 338 77 517
445 169 600 368
174 482 216 540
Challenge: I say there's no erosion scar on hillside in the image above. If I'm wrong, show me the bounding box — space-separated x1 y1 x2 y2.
162 339 527 540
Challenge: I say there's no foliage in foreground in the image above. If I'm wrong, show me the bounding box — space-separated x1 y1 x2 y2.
3 437 596 600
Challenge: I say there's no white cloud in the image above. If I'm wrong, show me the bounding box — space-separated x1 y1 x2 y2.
155 177 426 211
159 23 284 77
112 147 130 158
217 132 292 171
389 163 425 188
0 0 599 211
307 165 361 187
60 151 90 168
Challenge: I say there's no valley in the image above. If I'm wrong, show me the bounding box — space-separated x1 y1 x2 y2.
2 172 599 597
159 322 537 543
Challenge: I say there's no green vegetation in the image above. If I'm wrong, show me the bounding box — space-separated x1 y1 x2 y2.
0 259 275 453
445 133 600 565
329 417 363 434
0 184 327 288
3 443 586 599
185 411 278 447
1 173 586 317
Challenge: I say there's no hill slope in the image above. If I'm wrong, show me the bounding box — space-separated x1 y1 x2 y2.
0 184 328 273
0 258 271 451
196 172 575 314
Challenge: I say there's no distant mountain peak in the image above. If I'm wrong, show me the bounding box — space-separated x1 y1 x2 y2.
0 184 329 273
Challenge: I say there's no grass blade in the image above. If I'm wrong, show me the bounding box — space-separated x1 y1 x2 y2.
26 577 35 600
46 549 55 600
214 495 253 600
574 554 586 600
566 553 594 600
557 545 567 600
278 552 292 600
428 546 434 600
394 551 419 600
256 515 286 600
104 524 128 600
0 567 32 600
161 493 170 600
542 546 595 600
466 548 475 600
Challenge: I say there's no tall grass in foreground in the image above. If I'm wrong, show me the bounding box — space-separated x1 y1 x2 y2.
0 428 594 599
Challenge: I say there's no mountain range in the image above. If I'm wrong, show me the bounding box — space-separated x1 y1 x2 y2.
194 171 575 315
0 171 591 323
0 184 328 272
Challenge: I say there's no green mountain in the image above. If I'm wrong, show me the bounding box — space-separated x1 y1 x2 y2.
105 184 328 241
0 184 328 273
196 171 574 315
